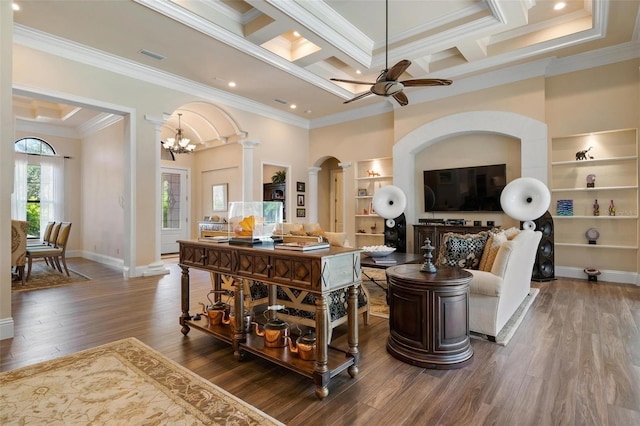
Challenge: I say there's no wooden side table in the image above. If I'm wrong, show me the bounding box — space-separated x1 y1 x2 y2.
386 264 473 369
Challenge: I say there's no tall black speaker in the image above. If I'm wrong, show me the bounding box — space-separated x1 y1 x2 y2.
530 211 555 282
384 213 406 252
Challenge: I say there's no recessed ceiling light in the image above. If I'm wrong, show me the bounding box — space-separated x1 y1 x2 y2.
12 2 20 11
356 70 362 75
305 110 312 114
290 104 297 109
293 31 301 37
228 81 236 88
554 2 566 10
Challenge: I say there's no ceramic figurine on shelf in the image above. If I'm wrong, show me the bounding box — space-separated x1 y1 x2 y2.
593 199 600 216
609 200 616 216
575 146 593 160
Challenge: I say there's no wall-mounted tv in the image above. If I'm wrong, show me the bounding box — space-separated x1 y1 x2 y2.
423 164 506 212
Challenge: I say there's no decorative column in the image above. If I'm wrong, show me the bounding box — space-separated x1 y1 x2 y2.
338 162 352 233
307 167 321 223
143 115 170 277
239 139 260 202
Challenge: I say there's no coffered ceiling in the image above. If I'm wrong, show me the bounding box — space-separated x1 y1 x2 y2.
11 0 640 140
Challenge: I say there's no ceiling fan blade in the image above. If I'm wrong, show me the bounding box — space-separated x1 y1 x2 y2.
330 78 375 86
393 92 409 106
343 91 374 104
401 78 453 87
385 60 411 81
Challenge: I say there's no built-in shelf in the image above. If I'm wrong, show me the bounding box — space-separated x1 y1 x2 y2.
552 186 637 192
355 175 392 181
556 243 638 250
551 155 637 166
551 128 638 276
354 157 393 247
553 215 638 220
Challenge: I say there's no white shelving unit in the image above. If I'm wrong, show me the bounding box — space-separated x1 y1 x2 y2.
551 128 639 280
354 158 393 247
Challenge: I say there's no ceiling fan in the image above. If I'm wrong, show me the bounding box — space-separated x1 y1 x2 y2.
331 0 452 106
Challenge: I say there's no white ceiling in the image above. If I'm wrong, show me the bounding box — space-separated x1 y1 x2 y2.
11 0 640 143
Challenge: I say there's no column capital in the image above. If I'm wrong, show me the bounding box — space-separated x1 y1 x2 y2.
308 166 322 175
338 162 352 170
239 139 260 149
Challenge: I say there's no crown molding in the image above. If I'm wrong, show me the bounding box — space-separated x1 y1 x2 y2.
13 24 310 129
77 113 124 138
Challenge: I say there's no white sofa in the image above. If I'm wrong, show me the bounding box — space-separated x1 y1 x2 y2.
466 229 542 340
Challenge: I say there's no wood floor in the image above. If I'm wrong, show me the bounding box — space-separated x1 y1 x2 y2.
2 258 639 425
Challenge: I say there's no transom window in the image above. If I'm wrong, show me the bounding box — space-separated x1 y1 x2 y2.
15 137 56 156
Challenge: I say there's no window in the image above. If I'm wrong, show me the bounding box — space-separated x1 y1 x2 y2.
14 138 59 238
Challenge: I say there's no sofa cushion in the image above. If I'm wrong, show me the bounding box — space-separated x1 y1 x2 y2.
491 240 516 277
503 226 521 240
437 231 490 269
324 232 347 247
479 231 508 272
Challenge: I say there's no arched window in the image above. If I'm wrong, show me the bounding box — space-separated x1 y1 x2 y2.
15 137 56 156
13 138 63 238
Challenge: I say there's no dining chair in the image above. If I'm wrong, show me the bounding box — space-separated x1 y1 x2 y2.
11 220 28 285
26 222 72 280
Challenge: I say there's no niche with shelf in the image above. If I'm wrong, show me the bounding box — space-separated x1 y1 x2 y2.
354 158 392 246
551 128 638 280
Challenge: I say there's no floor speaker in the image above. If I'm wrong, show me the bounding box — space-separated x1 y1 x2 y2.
384 213 406 252
530 211 555 282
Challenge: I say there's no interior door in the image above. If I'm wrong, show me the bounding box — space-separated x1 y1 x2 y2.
330 169 344 232
161 168 189 254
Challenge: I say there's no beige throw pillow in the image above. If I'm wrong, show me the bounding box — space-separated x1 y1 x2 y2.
479 231 508 272
324 232 347 247
490 240 515 277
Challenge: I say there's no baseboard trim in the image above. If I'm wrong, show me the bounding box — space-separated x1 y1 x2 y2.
0 317 15 340
555 266 639 285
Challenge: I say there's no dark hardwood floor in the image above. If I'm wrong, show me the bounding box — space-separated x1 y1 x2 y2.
2 258 639 425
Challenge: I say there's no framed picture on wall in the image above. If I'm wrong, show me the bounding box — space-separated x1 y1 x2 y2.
297 194 305 206
296 208 306 218
296 181 305 192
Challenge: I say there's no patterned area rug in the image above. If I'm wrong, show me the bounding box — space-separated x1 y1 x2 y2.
362 267 389 318
0 337 284 426
12 261 90 292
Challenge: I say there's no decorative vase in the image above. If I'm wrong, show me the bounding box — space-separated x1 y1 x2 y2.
608 200 616 216
593 199 600 216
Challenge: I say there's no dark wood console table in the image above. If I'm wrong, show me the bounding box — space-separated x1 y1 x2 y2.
386 264 473 369
178 240 361 399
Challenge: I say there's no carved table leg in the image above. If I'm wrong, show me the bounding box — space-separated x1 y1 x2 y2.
347 284 360 377
232 276 247 360
180 264 191 336
313 294 330 399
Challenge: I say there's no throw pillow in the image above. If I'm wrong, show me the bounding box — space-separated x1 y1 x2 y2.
503 226 521 240
437 231 490 269
324 232 347 247
479 231 508 272
283 223 304 235
303 223 323 233
490 240 515 277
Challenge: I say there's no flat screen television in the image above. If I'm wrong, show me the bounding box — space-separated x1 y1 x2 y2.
423 164 506 212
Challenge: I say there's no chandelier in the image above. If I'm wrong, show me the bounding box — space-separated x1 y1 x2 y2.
162 113 196 154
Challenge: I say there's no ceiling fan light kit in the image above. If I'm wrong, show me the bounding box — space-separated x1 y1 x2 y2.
331 0 452 106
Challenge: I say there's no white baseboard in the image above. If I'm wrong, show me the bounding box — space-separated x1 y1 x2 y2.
0 317 15 340
69 250 170 278
555 266 639 285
